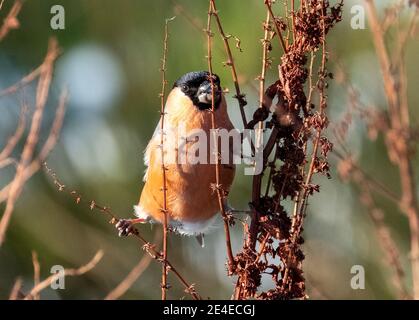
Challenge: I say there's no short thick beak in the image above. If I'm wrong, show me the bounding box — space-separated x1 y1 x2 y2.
197 82 219 104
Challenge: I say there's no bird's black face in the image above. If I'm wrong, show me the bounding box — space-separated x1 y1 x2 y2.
174 71 222 110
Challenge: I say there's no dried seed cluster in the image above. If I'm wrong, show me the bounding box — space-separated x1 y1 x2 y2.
234 0 343 300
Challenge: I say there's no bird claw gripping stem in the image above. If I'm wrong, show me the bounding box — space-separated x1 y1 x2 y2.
115 218 145 237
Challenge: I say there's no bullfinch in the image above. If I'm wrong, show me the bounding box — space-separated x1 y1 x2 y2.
116 71 236 246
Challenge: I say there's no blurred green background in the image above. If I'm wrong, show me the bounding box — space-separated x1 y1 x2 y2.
0 0 418 299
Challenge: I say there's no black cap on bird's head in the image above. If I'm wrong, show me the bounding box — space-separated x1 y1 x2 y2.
174 71 222 110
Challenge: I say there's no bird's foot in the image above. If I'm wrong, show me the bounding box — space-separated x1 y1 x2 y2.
115 218 146 237
195 233 205 248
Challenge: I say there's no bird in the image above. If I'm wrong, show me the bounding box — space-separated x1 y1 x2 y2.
116 71 236 246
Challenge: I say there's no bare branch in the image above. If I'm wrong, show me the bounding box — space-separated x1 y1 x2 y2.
43 163 201 300
105 229 161 300
0 0 22 42
31 251 41 300
207 0 236 275
24 250 104 300
0 66 42 97
0 103 27 162
0 38 60 246
9 277 23 300
158 16 175 300
210 0 248 128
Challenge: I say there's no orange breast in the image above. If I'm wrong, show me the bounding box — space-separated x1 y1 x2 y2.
138 88 235 224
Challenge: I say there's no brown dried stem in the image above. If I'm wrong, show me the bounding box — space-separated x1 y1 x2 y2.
9 277 23 300
365 0 419 299
265 0 288 54
24 250 104 300
333 150 399 206
0 88 68 205
209 0 248 128
232 0 343 300
105 229 161 300
0 103 27 162
337 155 410 299
0 66 42 97
291 0 296 42
31 251 41 300
207 1 236 275
248 9 272 252
0 38 60 246
43 163 201 300
0 0 21 41
158 15 175 301
281 0 329 294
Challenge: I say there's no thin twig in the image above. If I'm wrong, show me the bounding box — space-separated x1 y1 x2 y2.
0 0 22 42
291 0 296 42
281 0 329 292
105 229 161 300
0 66 42 97
9 277 23 300
43 163 201 300
257 10 271 145
0 89 68 205
265 0 288 54
158 16 175 300
31 251 41 300
0 38 60 246
337 155 410 299
206 1 236 274
210 0 248 128
364 0 400 125
248 8 272 251
332 150 400 205
0 103 27 162
24 250 104 300
365 0 419 299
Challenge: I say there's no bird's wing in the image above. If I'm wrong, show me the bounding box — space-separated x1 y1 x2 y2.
143 119 161 182
142 117 176 182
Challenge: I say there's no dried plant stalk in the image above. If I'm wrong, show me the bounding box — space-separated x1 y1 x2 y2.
207 1 236 274
337 154 410 299
365 0 419 299
0 38 61 246
0 0 21 41
24 250 104 300
43 164 201 300
31 251 41 300
203 0 342 300
333 0 419 299
0 104 26 162
105 229 162 300
9 277 23 300
158 16 175 301
0 88 68 206
209 0 248 128
233 0 342 299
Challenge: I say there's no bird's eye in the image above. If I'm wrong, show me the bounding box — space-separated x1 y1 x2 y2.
181 84 189 92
